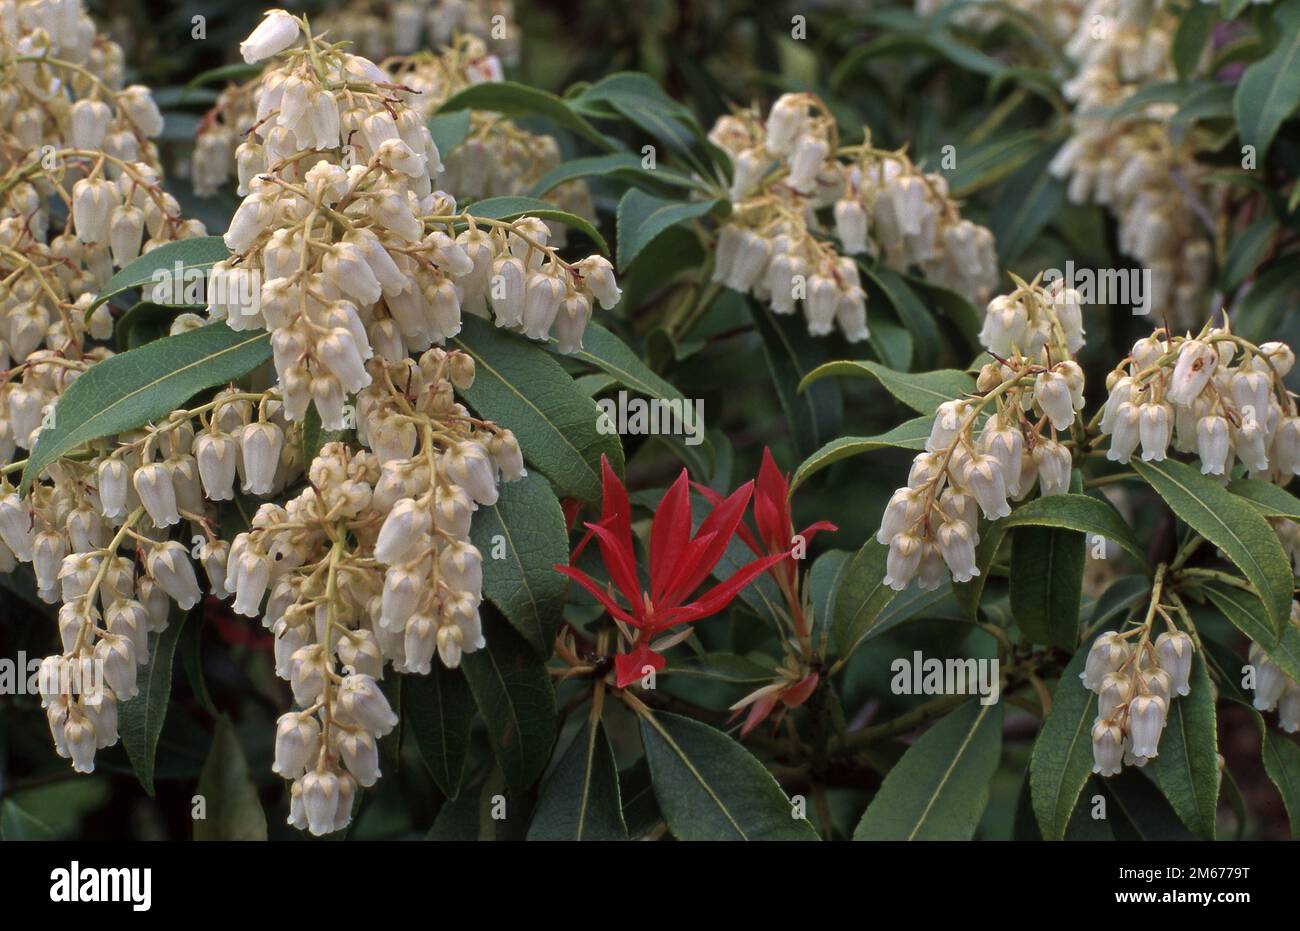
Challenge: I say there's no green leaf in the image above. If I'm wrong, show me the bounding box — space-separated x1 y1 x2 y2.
427 109 472 158
791 415 932 492
638 710 818 840
989 143 1066 266
461 610 557 796
799 360 973 414
1146 654 1219 839
186 62 261 90
88 236 230 311
453 315 623 503
118 608 188 796
555 322 714 472
1222 215 1279 291
1009 473 1086 649
193 716 267 840
465 195 609 255
436 81 616 150
1227 477 1300 519
833 539 899 656
22 325 271 494
1201 581 1300 680
956 492 1143 621
945 130 1051 197
1261 721 1300 836
470 471 569 655
615 189 728 271
527 718 628 840
1173 2 1216 78
0 799 56 840
861 265 941 369
570 72 726 177
752 304 843 456
1030 636 1105 840
530 153 700 198
1132 457 1293 637
1234 0 1300 158
404 666 476 800
853 700 1004 840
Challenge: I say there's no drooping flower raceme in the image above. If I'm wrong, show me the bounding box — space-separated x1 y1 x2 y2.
1097 327 1300 478
200 15 617 432
707 93 999 341
876 278 1085 592
554 456 789 688
1082 615 1195 776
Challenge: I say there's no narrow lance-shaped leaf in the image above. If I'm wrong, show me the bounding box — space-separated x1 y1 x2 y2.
463 195 609 255
1132 457 1293 637
89 236 231 311
118 608 189 797
1030 634 1108 840
1146 654 1219 840
470 472 570 656
853 699 1004 840
527 718 628 840
460 610 558 796
799 360 974 414
22 325 271 494
404 666 476 800
638 710 818 840
453 315 623 504
193 716 268 841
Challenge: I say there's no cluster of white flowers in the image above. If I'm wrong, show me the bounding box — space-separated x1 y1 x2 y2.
315 0 519 66
1097 327 1300 478
232 348 522 834
1248 601 1300 733
200 12 618 431
915 0 1084 47
0 0 204 454
0 0 164 175
3 382 308 773
1083 624 1195 776
876 279 1084 591
706 92 999 341
1047 0 1222 327
193 28 593 238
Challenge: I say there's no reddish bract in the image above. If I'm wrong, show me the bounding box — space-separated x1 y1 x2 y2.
555 456 788 688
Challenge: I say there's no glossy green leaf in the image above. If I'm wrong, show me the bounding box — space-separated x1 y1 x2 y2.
799 360 974 414
404 666 476 800
465 195 609 254
193 716 267 840
1030 636 1104 840
119 608 188 796
470 471 569 655
461 611 557 796
752 304 843 456
427 109 472 158
615 189 728 271
22 325 271 494
791 415 932 492
1146 654 1219 839
639 710 818 840
88 236 230 311
1261 720 1300 837
853 700 1004 840
1202 581 1300 680
530 152 699 198
453 315 623 503
527 718 628 840
1227 477 1300 519
1234 0 1300 158
1132 457 1293 637
436 81 615 150
1008 473 1086 649
833 539 899 657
